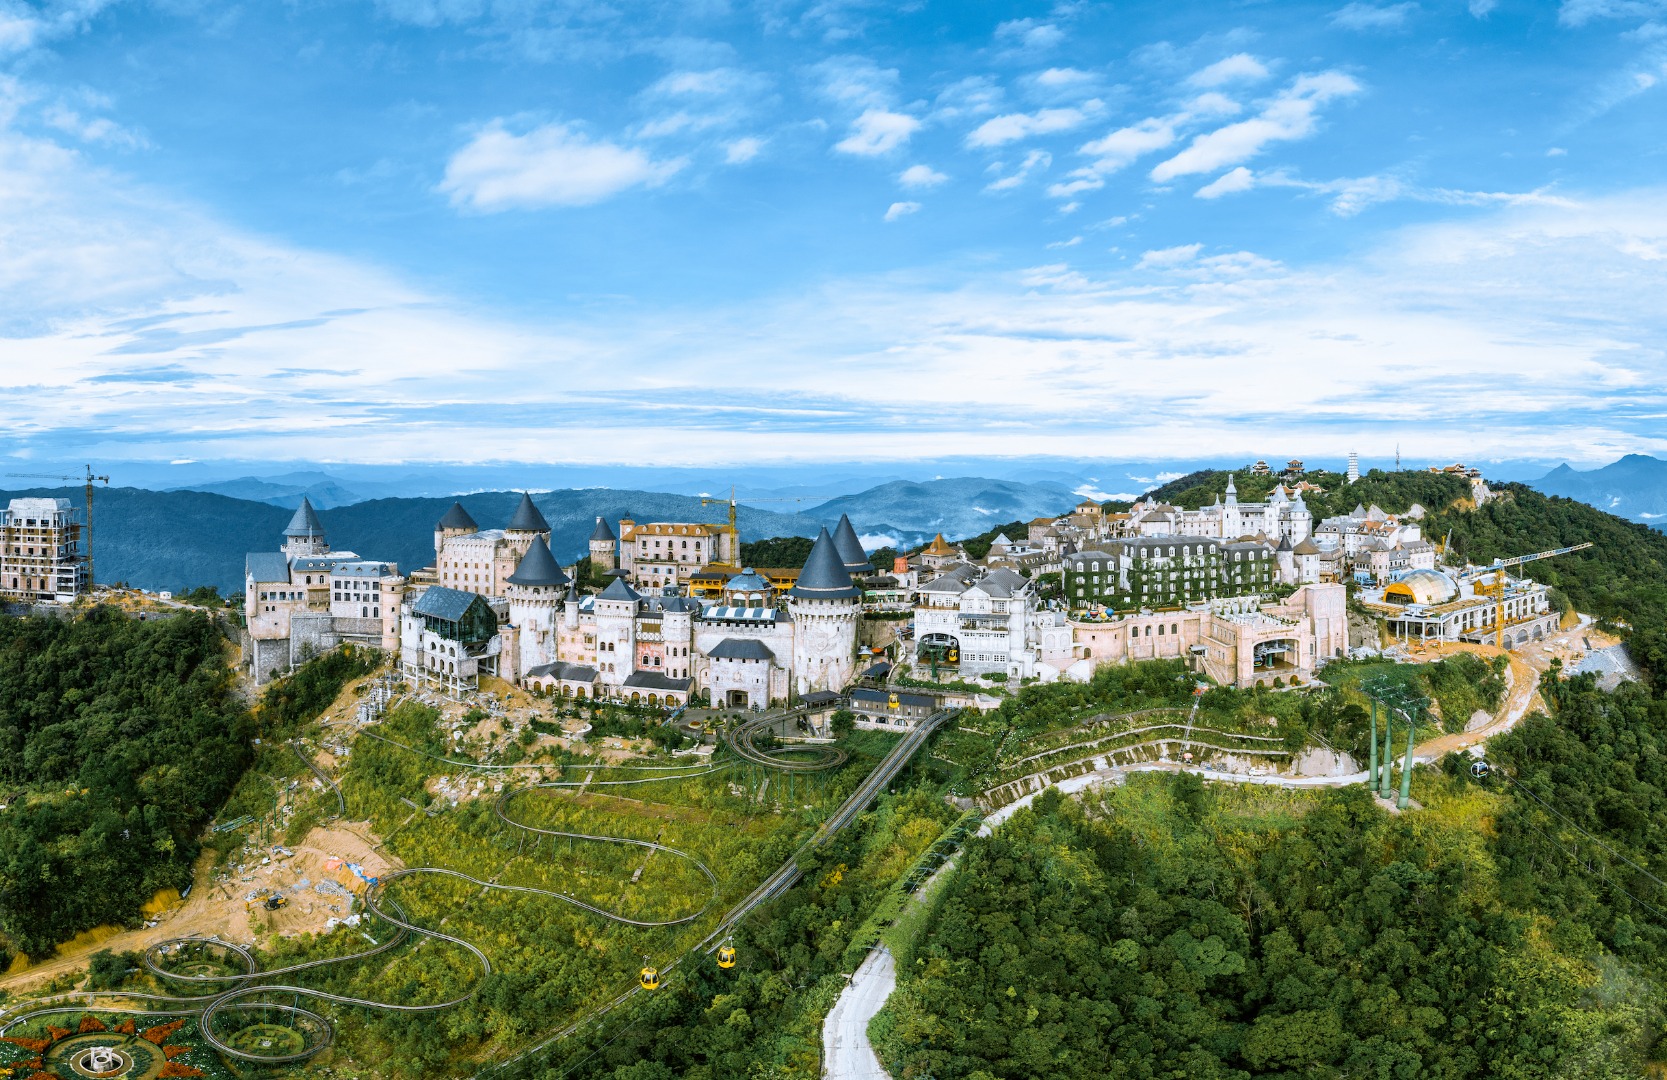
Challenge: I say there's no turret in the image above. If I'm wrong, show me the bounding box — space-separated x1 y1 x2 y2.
831 514 872 579
506 535 569 676
282 497 329 559
505 492 550 536
588 516 618 572
435 501 477 561
786 528 860 697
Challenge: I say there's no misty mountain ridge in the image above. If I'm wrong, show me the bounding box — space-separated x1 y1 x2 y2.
1531 454 1667 529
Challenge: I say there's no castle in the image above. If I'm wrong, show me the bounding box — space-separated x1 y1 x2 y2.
243 498 404 683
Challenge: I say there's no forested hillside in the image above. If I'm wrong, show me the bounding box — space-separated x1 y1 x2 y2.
0 610 252 958
876 776 1660 1078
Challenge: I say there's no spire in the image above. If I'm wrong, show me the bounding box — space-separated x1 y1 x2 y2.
788 528 861 599
437 501 477 532
589 515 616 542
1224 474 1238 506
831 514 869 575
506 492 550 533
284 497 325 537
507 535 569 587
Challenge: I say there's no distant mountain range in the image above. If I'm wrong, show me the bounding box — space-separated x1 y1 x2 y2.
172 471 372 510
1530 455 1667 529
0 487 822 595
0 475 1084 594
799 477 1079 547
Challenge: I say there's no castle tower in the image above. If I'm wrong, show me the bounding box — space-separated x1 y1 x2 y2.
1288 489 1312 542
505 493 550 538
563 577 581 630
593 573 642 692
831 514 872 579
282 497 329 560
506 535 570 678
1347 451 1360 485
435 501 477 562
588 516 617 572
785 528 860 697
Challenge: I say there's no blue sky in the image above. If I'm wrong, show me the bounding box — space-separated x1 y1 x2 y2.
1 0 1666 470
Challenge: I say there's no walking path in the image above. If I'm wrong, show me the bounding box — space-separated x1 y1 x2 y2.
822 946 897 1080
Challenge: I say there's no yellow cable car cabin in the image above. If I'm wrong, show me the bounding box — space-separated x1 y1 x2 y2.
717 945 737 969
640 965 660 991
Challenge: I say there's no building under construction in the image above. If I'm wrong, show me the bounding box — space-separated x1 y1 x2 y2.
0 497 86 602
1363 567 1559 647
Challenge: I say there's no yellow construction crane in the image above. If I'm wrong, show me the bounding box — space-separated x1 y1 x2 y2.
6 465 111 590
1466 542 1593 648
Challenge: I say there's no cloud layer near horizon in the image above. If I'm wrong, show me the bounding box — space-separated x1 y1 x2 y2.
4 109 1664 467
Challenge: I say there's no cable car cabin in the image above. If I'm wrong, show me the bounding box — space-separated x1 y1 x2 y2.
639 966 660 991
717 946 737 970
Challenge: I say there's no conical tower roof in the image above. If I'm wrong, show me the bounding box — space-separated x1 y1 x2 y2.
789 528 861 599
437 501 477 531
598 573 642 602
507 535 569 587
506 492 550 533
589 515 616 542
284 497 325 537
831 514 869 575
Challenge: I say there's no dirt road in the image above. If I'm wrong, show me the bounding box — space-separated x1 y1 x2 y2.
0 822 394 999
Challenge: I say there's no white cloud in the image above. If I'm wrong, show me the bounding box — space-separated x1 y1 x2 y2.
835 108 921 155
1185 92 1243 117
1558 0 1667 26
644 68 763 98
985 149 1051 192
1046 168 1105 198
1047 236 1083 248
1149 72 1360 182
995 18 1065 51
812 56 900 109
966 102 1103 147
1136 243 1203 268
1032 67 1097 90
1196 166 1256 198
42 104 144 148
7 121 1667 469
899 164 948 188
1079 116 1181 172
725 136 764 164
1548 146 1568 156
884 200 921 221
1330 2 1418 29
439 121 683 211
1469 0 1498 14
932 76 1005 120
1189 53 1270 87
635 110 732 139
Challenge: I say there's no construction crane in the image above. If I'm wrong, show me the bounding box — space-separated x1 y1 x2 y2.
5 465 110 591
1466 542 1593 648
698 487 841 568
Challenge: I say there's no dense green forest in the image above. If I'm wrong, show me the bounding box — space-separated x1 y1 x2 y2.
0 610 251 958
876 772 1661 1079
739 534 817 568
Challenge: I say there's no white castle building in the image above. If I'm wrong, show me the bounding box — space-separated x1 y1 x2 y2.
1128 476 1312 545
498 521 862 710
244 499 405 684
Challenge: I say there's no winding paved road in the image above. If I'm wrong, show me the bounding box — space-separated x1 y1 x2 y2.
823 946 896 1080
